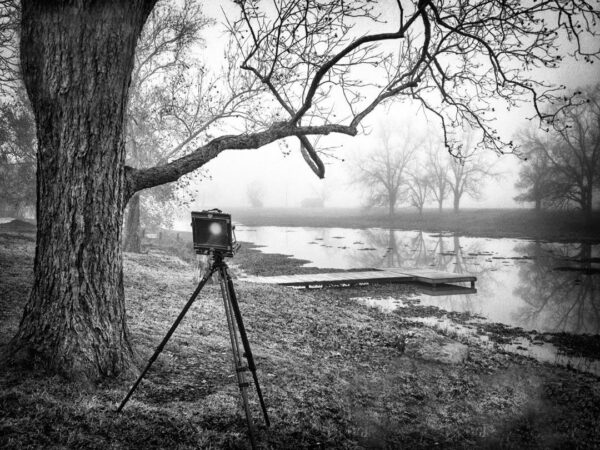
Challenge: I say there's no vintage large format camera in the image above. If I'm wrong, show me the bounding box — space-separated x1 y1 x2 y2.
191 209 237 257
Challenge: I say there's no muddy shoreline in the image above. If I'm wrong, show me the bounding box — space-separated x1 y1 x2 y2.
233 241 600 363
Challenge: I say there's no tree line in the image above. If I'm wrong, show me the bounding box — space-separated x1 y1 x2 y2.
513 84 600 223
354 122 498 218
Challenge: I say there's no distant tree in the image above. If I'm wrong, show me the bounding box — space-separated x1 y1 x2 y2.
406 169 431 217
447 128 499 213
548 85 600 223
513 127 559 211
308 178 331 208
0 0 19 98
0 88 36 218
0 1 35 218
426 138 451 212
246 180 265 208
123 1 258 252
514 85 600 221
355 124 417 221
122 1 207 251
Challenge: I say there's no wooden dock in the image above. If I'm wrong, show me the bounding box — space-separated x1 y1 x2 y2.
244 267 476 289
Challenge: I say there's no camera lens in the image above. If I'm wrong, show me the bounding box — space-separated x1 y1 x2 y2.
209 222 223 235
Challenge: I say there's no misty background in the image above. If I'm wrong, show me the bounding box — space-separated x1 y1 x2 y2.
2 0 599 228
171 3 600 221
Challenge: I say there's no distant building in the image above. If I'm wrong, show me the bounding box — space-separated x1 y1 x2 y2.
300 198 324 208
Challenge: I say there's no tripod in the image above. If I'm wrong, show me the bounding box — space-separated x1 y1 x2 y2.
117 252 270 447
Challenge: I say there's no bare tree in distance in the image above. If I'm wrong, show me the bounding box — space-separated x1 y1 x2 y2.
427 137 451 212
0 87 35 218
447 127 500 213
513 126 561 211
0 0 19 98
306 177 332 208
549 85 600 223
355 123 417 221
7 0 600 381
123 0 209 252
123 1 262 252
406 168 431 217
246 180 265 208
514 85 600 222
0 2 35 218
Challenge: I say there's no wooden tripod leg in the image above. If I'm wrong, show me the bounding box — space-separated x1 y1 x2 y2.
218 267 257 449
222 266 271 427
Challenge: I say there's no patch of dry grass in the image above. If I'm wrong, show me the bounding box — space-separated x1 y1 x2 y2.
1 231 599 448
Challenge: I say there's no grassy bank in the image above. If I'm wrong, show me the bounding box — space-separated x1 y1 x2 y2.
1 230 600 448
229 207 600 242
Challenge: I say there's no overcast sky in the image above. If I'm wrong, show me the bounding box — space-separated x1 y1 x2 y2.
181 1 600 212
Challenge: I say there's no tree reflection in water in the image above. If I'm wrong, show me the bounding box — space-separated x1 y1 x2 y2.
357 230 599 334
237 226 599 335
514 241 600 334
354 229 496 311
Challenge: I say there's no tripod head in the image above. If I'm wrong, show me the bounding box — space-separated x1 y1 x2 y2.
206 250 228 268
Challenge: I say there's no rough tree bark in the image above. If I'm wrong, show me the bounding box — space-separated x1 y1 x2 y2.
8 0 156 381
123 193 141 253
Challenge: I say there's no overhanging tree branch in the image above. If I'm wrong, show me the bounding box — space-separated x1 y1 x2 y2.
127 122 356 197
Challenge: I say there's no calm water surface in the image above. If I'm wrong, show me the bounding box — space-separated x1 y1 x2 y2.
236 226 600 336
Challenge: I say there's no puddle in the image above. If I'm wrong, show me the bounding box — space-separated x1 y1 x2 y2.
355 296 600 376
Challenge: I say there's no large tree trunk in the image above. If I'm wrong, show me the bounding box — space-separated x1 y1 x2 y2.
124 193 142 253
8 0 153 382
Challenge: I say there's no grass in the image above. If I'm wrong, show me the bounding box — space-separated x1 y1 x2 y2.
228 207 600 242
1 230 600 448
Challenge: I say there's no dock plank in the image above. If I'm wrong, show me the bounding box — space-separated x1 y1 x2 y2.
241 268 476 289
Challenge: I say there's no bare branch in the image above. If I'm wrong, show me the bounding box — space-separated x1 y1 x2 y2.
127 121 356 197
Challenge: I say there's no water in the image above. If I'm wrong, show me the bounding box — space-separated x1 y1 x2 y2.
235 226 600 336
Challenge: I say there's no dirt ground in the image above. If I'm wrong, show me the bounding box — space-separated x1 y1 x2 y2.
1 229 599 449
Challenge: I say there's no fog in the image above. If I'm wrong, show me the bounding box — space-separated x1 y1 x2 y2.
183 2 600 212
